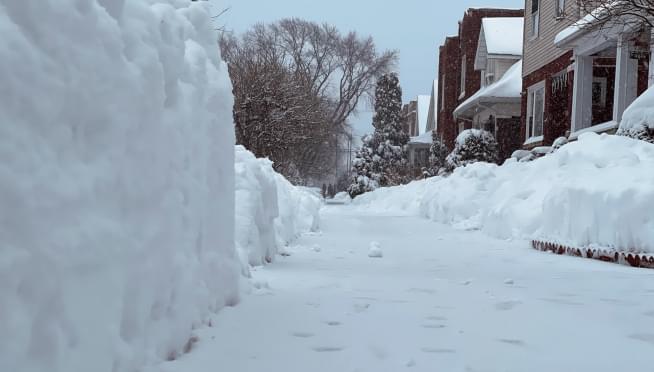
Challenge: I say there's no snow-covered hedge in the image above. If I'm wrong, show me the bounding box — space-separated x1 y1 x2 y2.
235 146 320 268
354 133 654 252
618 85 654 143
446 129 499 170
0 2 239 372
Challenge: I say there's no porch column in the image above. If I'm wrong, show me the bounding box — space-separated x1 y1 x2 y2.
571 53 593 132
649 28 654 87
613 34 638 122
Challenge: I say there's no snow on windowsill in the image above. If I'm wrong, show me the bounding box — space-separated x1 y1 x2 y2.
524 135 544 146
569 121 618 140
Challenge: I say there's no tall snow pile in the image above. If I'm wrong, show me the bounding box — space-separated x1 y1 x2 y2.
235 146 320 268
354 133 654 252
0 1 239 372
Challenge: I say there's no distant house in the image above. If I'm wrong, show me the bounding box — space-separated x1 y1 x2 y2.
401 96 430 138
454 17 524 160
407 131 432 177
401 100 419 137
436 8 524 151
405 95 433 175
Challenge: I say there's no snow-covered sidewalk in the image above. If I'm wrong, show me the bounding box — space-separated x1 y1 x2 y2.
156 205 654 372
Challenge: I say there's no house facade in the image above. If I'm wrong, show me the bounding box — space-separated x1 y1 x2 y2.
436 8 524 150
454 17 524 160
520 0 578 148
521 0 653 148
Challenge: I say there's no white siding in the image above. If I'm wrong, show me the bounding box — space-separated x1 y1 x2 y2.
523 0 578 76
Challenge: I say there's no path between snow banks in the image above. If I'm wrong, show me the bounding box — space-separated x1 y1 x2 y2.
154 205 654 372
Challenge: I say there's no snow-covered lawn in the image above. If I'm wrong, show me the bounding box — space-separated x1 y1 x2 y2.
153 205 654 372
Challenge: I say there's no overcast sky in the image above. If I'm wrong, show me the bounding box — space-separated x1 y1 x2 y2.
210 0 522 138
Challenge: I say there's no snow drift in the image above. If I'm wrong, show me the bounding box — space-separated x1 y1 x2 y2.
0 1 239 372
235 146 320 268
354 133 654 252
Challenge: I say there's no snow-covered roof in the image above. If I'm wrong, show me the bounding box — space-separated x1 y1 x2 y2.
482 18 524 56
409 130 433 145
554 2 639 47
454 60 522 118
417 95 431 135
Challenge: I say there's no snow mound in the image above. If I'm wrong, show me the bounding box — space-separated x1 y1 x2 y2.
0 1 238 372
235 146 320 268
368 242 384 258
619 85 654 142
354 133 654 252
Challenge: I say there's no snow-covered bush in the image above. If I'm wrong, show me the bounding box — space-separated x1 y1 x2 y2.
354 133 654 253
0 2 239 372
446 129 499 170
235 146 320 269
618 85 654 143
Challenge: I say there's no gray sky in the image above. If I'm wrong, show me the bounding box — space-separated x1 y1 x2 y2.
210 0 522 138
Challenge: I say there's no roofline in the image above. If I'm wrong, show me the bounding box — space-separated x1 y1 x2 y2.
453 96 520 119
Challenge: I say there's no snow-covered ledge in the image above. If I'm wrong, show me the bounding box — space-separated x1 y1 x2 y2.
569 121 618 140
524 135 544 146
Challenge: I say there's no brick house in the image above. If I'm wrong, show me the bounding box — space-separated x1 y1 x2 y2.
521 1 652 148
436 8 524 151
401 100 419 137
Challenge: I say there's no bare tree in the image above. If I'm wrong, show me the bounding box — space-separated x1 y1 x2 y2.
220 19 397 184
572 1 654 30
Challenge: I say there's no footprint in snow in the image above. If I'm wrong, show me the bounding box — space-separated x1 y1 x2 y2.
495 300 522 311
421 324 446 329
291 332 315 338
353 302 371 313
644 310 654 318
629 333 654 345
425 315 447 321
312 346 344 353
420 347 456 354
325 321 342 326
497 338 526 347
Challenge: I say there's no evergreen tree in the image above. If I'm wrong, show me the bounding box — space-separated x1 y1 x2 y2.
348 73 409 197
347 134 378 198
423 131 449 178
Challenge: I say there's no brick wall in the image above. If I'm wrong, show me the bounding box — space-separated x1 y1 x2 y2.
437 36 460 149
520 51 573 147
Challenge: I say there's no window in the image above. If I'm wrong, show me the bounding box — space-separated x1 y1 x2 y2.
460 54 467 97
530 0 540 38
555 0 566 18
526 82 545 139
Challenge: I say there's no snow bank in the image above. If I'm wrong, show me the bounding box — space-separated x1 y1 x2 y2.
354 133 654 252
0 1 239 372
235 146 320 268
619 88 654 133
